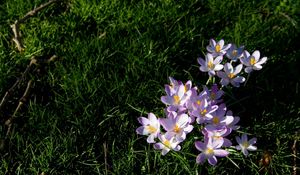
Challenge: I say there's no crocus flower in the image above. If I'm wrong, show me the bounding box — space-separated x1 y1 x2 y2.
203 127 232 147
224 110 240 131
236 134 257 156
161 83 192 112
191 98 218 124
207 84 224 104
160 112 193 142
198 53 223 76
136 113 160 143
205 104 233 131
164 77 182 96
226 44 244 61
240 50 267 73
154 134 181 155
195 137 229 165
206 39 231 57
217 63 245 87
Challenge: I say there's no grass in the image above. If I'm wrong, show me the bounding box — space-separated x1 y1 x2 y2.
0 0 299 174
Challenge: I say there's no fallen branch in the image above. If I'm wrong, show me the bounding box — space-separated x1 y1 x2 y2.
0 57 35 112
11 0 61 51
5 80 33 138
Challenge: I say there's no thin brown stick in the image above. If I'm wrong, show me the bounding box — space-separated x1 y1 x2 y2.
11 0 61 51
292 137 297 175
5 80 33 138
0 57 35 112
103 141 108 175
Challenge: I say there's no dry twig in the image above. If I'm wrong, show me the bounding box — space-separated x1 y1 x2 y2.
292 133 298 175
0 57 35 112
5 80 33 138
11 0 61 51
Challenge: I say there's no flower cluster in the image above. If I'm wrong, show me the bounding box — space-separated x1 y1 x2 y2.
136 38 264 166
199 39 267 87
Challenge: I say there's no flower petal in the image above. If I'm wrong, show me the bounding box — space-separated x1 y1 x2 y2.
252 50 260 60
196 153 206 164
147 134 156 143
214 149 229 157
257 57 267 65
248 145 257 151
208 156 217 166
195 141 205 151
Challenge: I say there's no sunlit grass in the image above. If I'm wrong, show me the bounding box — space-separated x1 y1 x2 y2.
0 0 299 174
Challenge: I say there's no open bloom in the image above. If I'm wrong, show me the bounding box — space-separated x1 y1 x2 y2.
226 44 244 61
217 63 245 87
195 137 229 165
136 113 160 143
160 112 193 142
240 50 267 73
161 83 192 112
236 134 257 156
154 134 181 155
198 53 223 76
206 39 231 57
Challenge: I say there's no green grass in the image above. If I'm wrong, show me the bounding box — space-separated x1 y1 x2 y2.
0 0 299 174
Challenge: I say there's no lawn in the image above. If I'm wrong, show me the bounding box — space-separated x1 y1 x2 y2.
0 0 299 174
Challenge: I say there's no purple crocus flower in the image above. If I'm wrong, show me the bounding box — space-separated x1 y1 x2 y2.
217 63 245 87
160 112 193 142
195 137 229 165
240 50 267 73
203 127 232 147
154 134 181 155
136 113 160 143
236 134 257 156
161 83 192 112
206 39 231 57
198 53 224 76
191 98 218 124
226 44 244 61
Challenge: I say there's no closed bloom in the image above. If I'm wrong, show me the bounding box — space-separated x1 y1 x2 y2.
236 134 257 156
154 134 181 155
136 113 160 143
240 50 267 73
217 63 245 87
198 53 223 76
206 39 231 57
195 137 229 166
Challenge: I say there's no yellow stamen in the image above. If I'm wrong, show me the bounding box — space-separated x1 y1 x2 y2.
184 85 188 93
215 44 221 52
163 140 171 148
232 50 238 56
214 135 221 139
212 117 219 125
173 95 180 104
196 100 201 105
250 57 256 65
205 148 214 155
210 93 216 100
228 73 235 79
242 141 249 148
207 61 214 69
173 124 181 133
200 109 207 116
146 125 157 134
